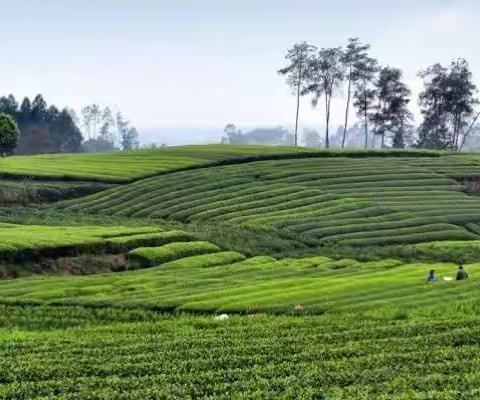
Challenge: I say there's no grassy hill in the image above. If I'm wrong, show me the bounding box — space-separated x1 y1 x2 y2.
2 145 480 398
1 242 476 316
0 144 311 182
1 247 479 398
0 144 446 182
56 153 480 260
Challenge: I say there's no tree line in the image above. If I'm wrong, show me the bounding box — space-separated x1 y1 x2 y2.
221 124 294 145
279 39 479 151
80 104 139 152
0 94 139 156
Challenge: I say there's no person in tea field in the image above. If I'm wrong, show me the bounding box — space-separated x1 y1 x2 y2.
427 269 437 282
455 265 469 281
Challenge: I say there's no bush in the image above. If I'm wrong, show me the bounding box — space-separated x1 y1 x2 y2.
129 241 221 266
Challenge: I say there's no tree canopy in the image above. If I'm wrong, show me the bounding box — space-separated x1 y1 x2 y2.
0 113 19 156
0 94 82 154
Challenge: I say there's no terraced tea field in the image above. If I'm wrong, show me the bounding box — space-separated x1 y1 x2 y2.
59 154 480 251
0 223 193 261
1 245 480 399
1 240 477 317
2 305 480 399
3 146 480 399
0 144 309 182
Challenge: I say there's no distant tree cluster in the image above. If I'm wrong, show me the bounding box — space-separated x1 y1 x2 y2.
221 124 294 145
0 95 141 156
80 105 139 152
279 39 479 151
0 94 82 154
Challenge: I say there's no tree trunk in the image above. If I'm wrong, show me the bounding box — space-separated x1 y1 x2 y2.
342 66 352 149
325 93 330 149
459 112 480 152
363 84 368 149
381 133 385 148
294 72 302 147
364 117 368 149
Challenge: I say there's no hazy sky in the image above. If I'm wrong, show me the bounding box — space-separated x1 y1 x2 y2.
2 0 479 143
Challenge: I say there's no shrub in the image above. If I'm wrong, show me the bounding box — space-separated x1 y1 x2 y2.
129 241 221 266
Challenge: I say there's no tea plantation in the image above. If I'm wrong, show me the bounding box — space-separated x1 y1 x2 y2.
0 145 309 182
59 153 480 252
2 145 480 399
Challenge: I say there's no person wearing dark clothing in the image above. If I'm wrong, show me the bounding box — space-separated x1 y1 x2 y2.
456 265 469 281
427 269 437 282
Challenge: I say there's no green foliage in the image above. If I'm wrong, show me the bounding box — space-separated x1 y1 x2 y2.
2 304 480 398
0 179 112 205
162 251 246 268
0 113 19 156
417 59 479 151
129 241 221 266
370 66 412 148
0 94 82 154
0 223 192 262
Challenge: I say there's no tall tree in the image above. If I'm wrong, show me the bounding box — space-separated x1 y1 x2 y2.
31 94 48 124
99 107 115 144
370 67 412 148
18 97 32 127
417 59 478 150
115 111 139 151
221 123 242 144
449 59 478 150
122 127 139 151
305 47 345 149
0 113 19 156
352 57 378 148
50 109 83 152
81 105 93 140
0 94 18 116
278 42 317 147
340 38 371 148
90 104 101 139
81 104 102 140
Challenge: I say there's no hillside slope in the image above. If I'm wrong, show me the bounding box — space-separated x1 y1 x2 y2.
58 154 480 253
2 148 480 399
1 248 476 317
0 145 311 182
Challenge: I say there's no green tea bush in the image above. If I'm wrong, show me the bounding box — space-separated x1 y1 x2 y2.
129 241 221 266
162 251 246 269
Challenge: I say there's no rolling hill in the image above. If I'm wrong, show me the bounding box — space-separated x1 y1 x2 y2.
2 145 480 399
56 151 480 259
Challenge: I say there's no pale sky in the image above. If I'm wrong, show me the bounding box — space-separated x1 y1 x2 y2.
1 0 479 143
